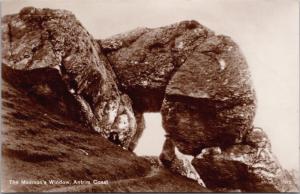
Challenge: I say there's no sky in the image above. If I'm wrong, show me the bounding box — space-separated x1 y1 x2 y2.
1 0 299 170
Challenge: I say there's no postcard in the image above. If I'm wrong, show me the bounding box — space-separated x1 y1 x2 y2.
1 0 299 192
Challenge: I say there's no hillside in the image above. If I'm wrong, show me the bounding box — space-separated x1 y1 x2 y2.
1 80 209 192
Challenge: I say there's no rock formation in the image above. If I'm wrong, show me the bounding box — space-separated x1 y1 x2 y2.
102 20 256 156
101 20 214 112
192 128 299 192
2 7 298 192
161 35 256 156
159 136 206 186
101 21 297 192
1 7 139 149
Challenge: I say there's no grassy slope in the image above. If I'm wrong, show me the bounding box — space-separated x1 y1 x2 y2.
1 81 209 192
47 167 210 192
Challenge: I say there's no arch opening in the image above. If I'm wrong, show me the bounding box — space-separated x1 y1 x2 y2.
134 113 166 156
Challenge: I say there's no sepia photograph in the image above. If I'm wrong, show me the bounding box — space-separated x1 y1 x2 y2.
1 0 299 192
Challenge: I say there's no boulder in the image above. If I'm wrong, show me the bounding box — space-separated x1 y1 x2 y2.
1 7 138 149
159 137 206 186
161 35 256 155
100 20 214 112
191 128 298 192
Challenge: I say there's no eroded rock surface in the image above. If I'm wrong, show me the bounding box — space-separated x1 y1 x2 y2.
191 128 298 192
100 21 214 112
161 35 256 155
159 137 206 186
1 7 138 149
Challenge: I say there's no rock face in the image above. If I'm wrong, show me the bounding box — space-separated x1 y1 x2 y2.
101 21 214 112
191 128 298 192
1 7 138 149
161 35 256 156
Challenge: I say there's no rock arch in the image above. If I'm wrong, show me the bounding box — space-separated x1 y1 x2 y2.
2 7 297 192
100 20 256 155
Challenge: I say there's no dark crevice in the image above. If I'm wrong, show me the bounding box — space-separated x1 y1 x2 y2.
123 86 165 112
25 35 45 69
6 21 13 64
100 47 123 91
45 28 61 63
148 42 165 51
